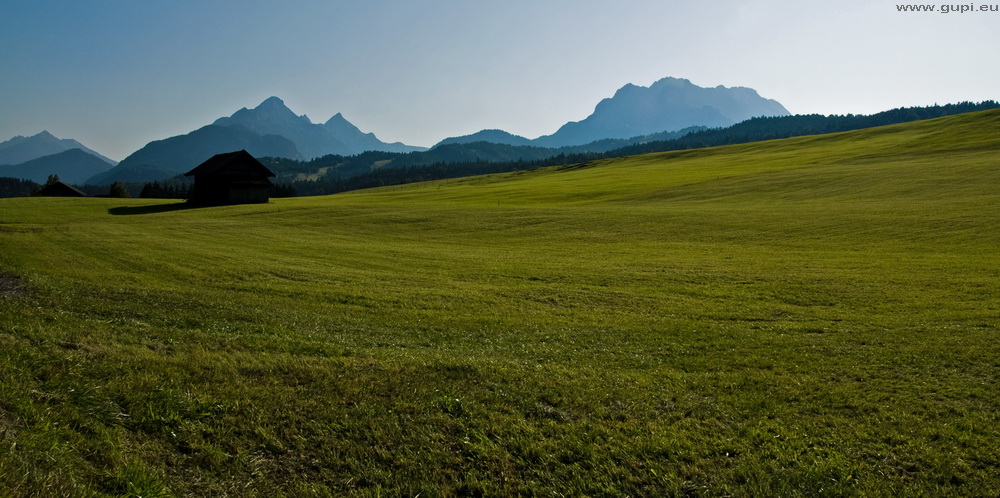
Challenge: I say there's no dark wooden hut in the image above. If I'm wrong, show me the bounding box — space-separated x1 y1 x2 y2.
34 181 86 197
184 150 275 205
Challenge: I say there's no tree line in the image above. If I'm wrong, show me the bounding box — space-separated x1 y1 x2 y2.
0 175 131 198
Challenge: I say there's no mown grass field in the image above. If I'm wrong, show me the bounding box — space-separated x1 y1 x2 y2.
2 110 999 496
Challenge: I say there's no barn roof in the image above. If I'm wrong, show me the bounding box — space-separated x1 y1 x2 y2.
184 150 275 178
35 181 86 197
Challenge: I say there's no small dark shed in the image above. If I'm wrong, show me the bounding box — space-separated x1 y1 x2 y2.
34 181 86 197
184 150 275 205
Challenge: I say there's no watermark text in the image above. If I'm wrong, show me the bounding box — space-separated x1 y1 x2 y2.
896 3 999 12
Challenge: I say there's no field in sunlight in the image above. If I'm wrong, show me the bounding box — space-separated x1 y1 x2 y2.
2 110 999 495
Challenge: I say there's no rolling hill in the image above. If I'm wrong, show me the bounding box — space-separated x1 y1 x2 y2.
0 148 114 185
88 124 304 185
1 109 999 495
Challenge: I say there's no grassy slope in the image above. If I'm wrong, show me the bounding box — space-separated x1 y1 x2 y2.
1 110 999 496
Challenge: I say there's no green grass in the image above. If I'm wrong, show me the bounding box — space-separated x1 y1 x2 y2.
2 109 1000 496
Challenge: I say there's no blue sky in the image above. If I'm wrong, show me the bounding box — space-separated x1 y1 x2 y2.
2 0 998 160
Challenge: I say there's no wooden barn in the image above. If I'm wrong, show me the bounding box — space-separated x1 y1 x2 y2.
34 181 86 197
184 150 275 205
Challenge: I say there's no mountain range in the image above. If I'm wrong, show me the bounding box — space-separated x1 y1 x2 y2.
0 130 118 166
0 148 114 185
436 77 789 148
0 132 117 184
90 78 788 184
1 77 791 186
212 97 423 157
85 124 305 186
89 97 428 185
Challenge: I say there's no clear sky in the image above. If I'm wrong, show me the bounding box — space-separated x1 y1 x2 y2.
2 0 998 160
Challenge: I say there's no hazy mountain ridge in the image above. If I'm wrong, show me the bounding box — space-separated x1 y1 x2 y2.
89 98 428 184
406 127 705 168
434 129 535 148
535 77 790 147
437 77 790 149
0 148 114 185
0 131 117 166
212 97 352 158
213 97 426 158
88 125 303 185
99 77 789 185
323 113 425 154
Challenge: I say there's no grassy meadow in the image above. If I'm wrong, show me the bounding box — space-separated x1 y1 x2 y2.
2 110 1000 496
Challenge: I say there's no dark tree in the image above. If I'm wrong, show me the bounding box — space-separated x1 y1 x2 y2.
0 177 41 198
108 182 130 198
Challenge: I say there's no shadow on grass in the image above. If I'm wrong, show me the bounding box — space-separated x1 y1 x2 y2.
0 273 26 297
108 202 201 216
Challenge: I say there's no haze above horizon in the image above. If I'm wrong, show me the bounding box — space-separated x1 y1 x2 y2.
2 0 997 161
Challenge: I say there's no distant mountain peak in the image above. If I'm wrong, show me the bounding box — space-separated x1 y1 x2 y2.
321 112 425 153
436 77 790 149
3 130 58 142
532 76 790 147
101 97 427 183
0 130 117 166
0 147 114 184
650 76 693 88
324 113 350 126
257 96 287 109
